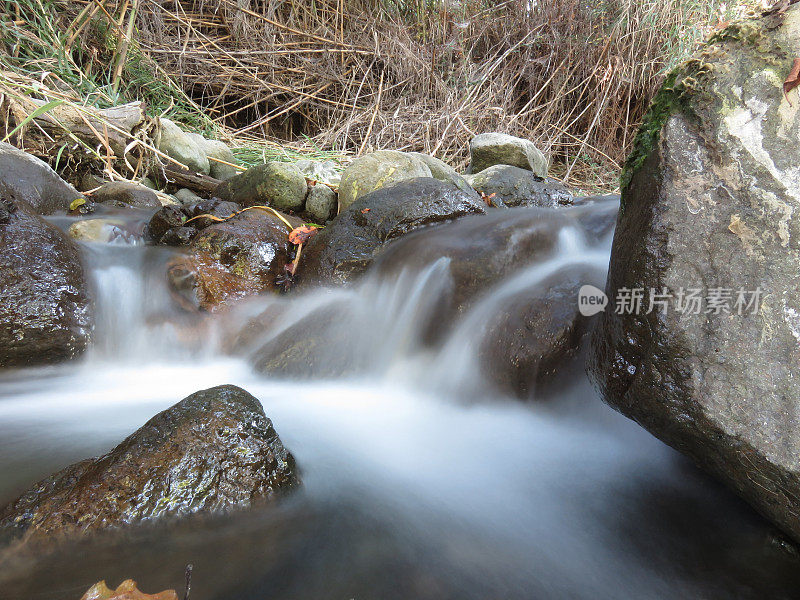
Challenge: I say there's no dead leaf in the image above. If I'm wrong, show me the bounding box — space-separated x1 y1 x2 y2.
70 198 86 211
361 208 371 214
80 579 178 600
479 191 496 207
288 225 319 245
783 57 800 105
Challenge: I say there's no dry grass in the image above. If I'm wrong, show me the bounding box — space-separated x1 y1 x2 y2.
1 0 763 192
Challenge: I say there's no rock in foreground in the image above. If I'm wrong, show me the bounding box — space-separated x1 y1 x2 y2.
0 198 92 367
0 385 299 541
590 9 800 542
0 142 83 214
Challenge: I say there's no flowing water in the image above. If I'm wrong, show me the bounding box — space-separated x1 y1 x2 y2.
2 200 800 599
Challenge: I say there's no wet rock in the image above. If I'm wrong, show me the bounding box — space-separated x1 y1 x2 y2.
156 118 209 175
0 385 299 541
467 132 548 176
371 208 571 341
147 199 241 246
68 218 143 244
408 152 472 193
467 165 572 208
337 150 431 210
167 208 300 311
299 178 485 287
215 161 307 212
0 142 83 214
0 200 92 366
305 184 338 223
480 266 602 398
91 182 161 210
590 9 800 543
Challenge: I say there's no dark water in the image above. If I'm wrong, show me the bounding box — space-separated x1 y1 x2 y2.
1 201 799 599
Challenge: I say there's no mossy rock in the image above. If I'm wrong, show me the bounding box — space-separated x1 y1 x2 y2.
337 150 431 210
215 161 308 213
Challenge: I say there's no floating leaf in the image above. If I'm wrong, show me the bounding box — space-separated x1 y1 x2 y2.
80 579 178 600
783 57 800 105
288 225 319 245
70 198 87 211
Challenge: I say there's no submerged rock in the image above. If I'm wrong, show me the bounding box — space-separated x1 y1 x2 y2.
0 142 83 214
467 132 548 176
371 208 571 342
0 198 92 366
299 177 485 286
167 208 299 311
90 182 161 210
0 385 299 541
337 150 431 210
467 165 572 208
590 8 800 542
68 218 143 244
480 266 602 397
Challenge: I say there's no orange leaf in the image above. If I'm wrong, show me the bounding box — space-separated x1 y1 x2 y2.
288 225 319 245
80 580 178 600
361 208 371 213
784 57 800 105
479 191 496 207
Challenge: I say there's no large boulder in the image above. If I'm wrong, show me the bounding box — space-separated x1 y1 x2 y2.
0 197 93 367
156 118 209 175
0 385 299 541
590 9 800 543
167 208 300 311
466 132 548 176
215 161 308 212
0 142 83 214
466 165 572 208
298 177 485 286
337 150 432 210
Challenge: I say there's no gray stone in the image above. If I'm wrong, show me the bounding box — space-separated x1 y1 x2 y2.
408 152 473 193
91 181 161 209
215 161 308 213
590 8 800 543
157 118 210 175
188 133 238 180
174 188 203 205
0 142 83 214
305 184 338 223
337 150 431 210
467 132 548 176
293 159 341 186
68 218 141 244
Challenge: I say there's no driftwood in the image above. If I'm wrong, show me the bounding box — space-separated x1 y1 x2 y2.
163 164 222 195
0 89 145 157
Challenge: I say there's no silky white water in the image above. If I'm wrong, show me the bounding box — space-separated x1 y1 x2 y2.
1 201 798 599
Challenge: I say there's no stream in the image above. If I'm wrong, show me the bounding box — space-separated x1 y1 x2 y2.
1 199 800 599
